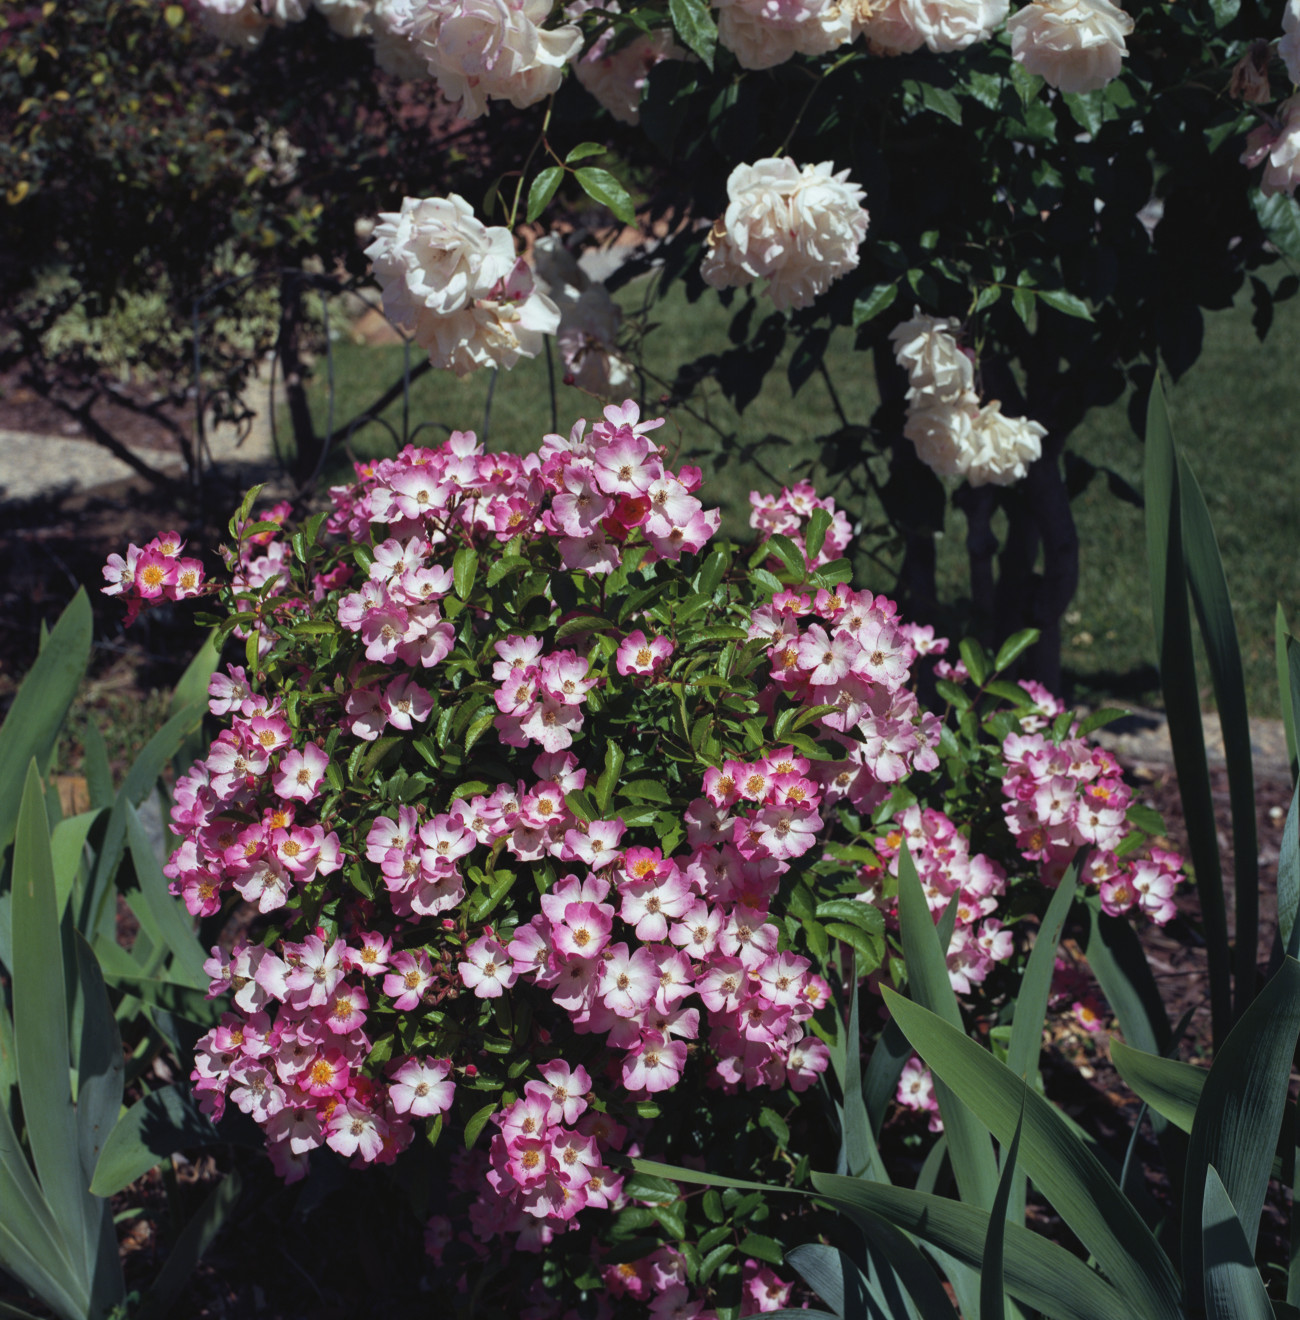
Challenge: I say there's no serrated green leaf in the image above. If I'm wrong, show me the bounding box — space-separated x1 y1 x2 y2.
525 166 562 224
574 167 636 227
668 0 716 68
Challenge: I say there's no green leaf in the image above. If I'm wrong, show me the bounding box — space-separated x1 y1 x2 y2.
993 628 1039 673
464 1102 496 1148
980 1102 1024 1320
824 922 882 971
1084 900 1171 1057
453 548 479 601
896 847 999 1211
565 142 605 163
920 82 961 124
1012 285 1035 326
143 1171 242 1317
623 1172 681 1204
668 0 717 69
1109 1039 1202 1135
1036 290 1093 320
169 630 221 773
1202 1165 1273 1319
0 591 91 852
124 805 209 989
1178 452 1257 1021
596 740 624 816
72 934 123 1191
1208 0 1241 25
737 1233 783 1266
958 639 991 687
90 1085 223 1198
1183 956 1300 1311
805 508 832 564
766 534 808 580
50 809 102 920
1281 787 1300 960
810 1173 1141 1320
815 899 884 931
1277 608 1297 780
12 762 92 1287
1144 378 1230 1046
1077 707 1130 737
852 282 898 327
881 989 1183 1319
574 168 637 227
621 779 671 804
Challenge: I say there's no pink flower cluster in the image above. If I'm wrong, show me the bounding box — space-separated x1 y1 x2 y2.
601 1245 723 1320
326 400 719 577
193 932 454 1183
749 480 853 569
1001 732 1183 923
101 530 206 624
867 804 1015 994
491 635 603 752
748 583 942 793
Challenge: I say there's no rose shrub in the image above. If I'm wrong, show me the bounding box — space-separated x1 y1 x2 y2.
105 403 1182 1314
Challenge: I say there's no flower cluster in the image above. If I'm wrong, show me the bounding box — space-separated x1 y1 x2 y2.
892 311 1046 487
193 933 454 1181
700 159 870 312
1005 0 1134 94
568 0 682 124
1001 730 1183 923
101 530 207 626
855 0 1008 56
365 194 561 376
748 482 854 571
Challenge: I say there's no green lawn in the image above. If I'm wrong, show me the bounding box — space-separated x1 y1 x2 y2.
298 276 1300 718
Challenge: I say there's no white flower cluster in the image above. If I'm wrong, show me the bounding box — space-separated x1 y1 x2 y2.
700 158 869 312
855 0 1008 56
1283 0 1300 85
533 238 634 396
409 0 583 120
892 313 1045 487
365 195 561 377
1005 0 1134 94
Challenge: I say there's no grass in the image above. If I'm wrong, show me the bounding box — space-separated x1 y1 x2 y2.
294 275 1300 719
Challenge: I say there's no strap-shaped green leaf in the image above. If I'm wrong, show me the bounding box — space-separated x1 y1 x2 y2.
1143 380 1230 1046
882 989 1183 1319
1183 956 1300 1311
0 591 91 853
12 761 94 1289
141 1169 243 1317
1277 607 1297 782
123 804 209 990
1202 1166 1273 1320
980 1103 1025 1320
1084 898 1171 1057
1282 785 1300 961
896 845 999 1211
1178 454 1258 1020
1110 1039 1202 1134
811 1173 1138 1320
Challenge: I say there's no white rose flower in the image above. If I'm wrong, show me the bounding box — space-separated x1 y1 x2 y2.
964 401 1046 486
890 312 974 401
905 0 1007 51
1006 0 1134 94
574 26 683 124
715 0 852 70
700 158 869 312
411 258 561 376
1241 95 1300 198
315 0 373 36
195 0 271 47
411 0 582 120
904 392 981 478
1282 0 1300 88
365 194 517 324
373 0 431 76
366 195 559 376
852 0 924 53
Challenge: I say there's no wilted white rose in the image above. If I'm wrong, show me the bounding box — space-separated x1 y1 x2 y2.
573 25 683 124
315 0 373 34
1282 0 1300 87
853 0 924 53
195 0 271 46
701 158 869 311
534 236 633 395
1241 95 1300 198
714 0 852 70
905 0 1007 51
964 401 1046 486
890 312 974 402
1006 0 1134 94
411 0 582 120
904 392 981 478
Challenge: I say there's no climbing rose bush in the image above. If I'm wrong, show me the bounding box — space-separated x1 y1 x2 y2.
104 404 1181 1313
